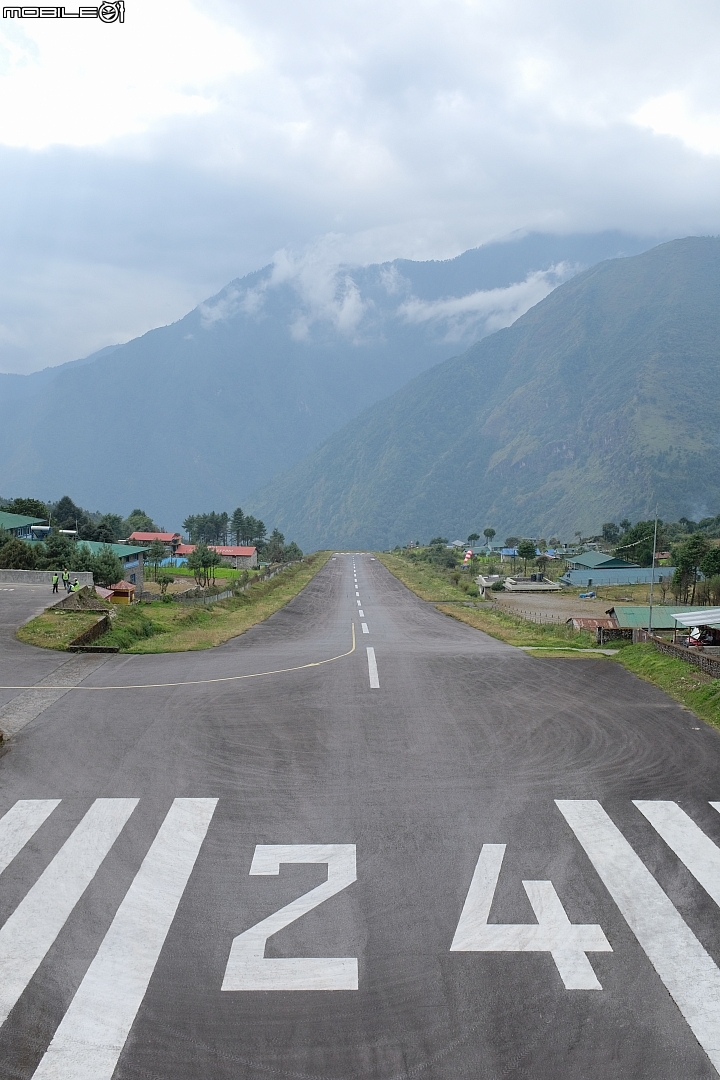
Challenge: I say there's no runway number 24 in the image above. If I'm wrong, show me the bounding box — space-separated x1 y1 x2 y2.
221 842 611 992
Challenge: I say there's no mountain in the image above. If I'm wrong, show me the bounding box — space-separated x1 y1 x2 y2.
247 237 720 549
0 232 654 526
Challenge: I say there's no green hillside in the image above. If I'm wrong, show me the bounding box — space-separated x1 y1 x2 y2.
249 237 720 548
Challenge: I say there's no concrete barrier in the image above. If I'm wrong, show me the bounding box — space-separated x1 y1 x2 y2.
0 570 94 586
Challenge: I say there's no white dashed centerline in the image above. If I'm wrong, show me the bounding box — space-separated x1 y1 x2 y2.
358 610 364 617
361 623 369 634
366 647 379 688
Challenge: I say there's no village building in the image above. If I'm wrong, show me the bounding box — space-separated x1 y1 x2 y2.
126 531 182 555
0 510 46 539
561 550 676 588
174 544 258 569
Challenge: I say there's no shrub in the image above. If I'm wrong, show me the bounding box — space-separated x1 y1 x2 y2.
0 538 36 569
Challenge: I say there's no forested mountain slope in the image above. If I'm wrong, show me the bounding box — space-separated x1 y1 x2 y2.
0 232 650 524
248 237 720 548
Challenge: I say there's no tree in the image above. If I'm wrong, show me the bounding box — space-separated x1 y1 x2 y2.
266 528 285 563
614 520 660 567
2 497 48 519
0 538 36 569
673 533 711 604
38 528 75 569
428 536 448 547
284 541 303 561
123 508 158 534
536 554 550 578
505 536 519 547
231 507 245 545
517 539 536 574
90 546 124 587
700 548 720 580
157 572 175 596
619 519 631 533
483 528 496 545
92 522 116 544
97 513 124 540
467 532 480 545
146 539 166 581
602 522 620 544
52 495 88 532
187 542 221 587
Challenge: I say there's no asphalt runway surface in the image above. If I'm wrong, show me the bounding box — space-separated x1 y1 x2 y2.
2 556 720 1078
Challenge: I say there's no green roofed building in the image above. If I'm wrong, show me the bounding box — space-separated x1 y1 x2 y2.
0 510 45 539
606 605 711 631
567 551 640 571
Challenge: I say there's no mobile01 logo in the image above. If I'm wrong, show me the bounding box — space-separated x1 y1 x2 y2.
3 2 124 20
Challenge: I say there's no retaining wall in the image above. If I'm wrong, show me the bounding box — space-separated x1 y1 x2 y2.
651 635 720 679
0 569 94 586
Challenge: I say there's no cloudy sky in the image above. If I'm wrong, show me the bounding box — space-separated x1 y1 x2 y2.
1 0 719 373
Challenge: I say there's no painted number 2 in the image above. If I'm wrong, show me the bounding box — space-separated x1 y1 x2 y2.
222 845 358 991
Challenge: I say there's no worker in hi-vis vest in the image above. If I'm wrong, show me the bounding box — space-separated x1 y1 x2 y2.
51 572 59 593
71 579 81 592
62 569 70 592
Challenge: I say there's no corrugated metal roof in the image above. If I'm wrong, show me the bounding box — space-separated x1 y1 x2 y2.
671 608 720 627
0 510 45 529
608 605 707 629
568 551 640 569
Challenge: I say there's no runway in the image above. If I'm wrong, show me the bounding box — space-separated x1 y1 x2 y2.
1 554 720 1078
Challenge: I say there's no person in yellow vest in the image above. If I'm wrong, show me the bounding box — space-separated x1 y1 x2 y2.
70 579 81 592
51 572 59 593
62 568 70 592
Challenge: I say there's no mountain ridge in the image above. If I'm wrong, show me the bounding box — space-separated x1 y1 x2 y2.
0 231 656 525
247 236 720 548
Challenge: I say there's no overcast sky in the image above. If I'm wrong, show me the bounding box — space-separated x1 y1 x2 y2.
1 0 720 373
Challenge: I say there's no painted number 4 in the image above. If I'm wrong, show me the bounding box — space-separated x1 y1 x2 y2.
222 845 358 991
450 845 612 989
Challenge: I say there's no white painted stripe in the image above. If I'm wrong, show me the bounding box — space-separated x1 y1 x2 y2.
635 801 720 907
361 623 369 634
0 798 137 1028
32 798 217 1080
358 610 364 617
0 800 60 876
357 599 361 606
557 799 720 1070
366 647 379 688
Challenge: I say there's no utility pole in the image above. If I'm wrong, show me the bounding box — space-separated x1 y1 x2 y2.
648 507 658 638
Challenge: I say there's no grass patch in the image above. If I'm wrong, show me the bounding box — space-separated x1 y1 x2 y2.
434 603 598 649
377 553 479 601
16 610 102 651
613 643 720 729
94 552 332 652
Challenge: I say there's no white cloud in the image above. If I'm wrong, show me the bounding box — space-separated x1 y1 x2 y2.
631 94 720 156
398 265 575 341
0 0 256 148
4 1 720 370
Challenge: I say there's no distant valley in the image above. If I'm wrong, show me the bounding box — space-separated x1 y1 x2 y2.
0 232 653 527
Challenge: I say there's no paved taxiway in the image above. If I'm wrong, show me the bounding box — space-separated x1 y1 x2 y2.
1 555 720 1078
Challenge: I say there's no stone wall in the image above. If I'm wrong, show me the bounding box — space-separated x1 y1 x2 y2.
651 635 720 679
0 569 94 586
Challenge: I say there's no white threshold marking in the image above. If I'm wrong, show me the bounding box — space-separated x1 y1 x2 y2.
635 801 720 907
361 623 369 634
32 798 218 1080
366 647 379 688
0 798 138 1027
0 800 60 876
557 799 720 1071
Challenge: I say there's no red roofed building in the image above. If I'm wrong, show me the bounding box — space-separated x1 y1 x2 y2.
127 531 182 554
175 544 258 569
